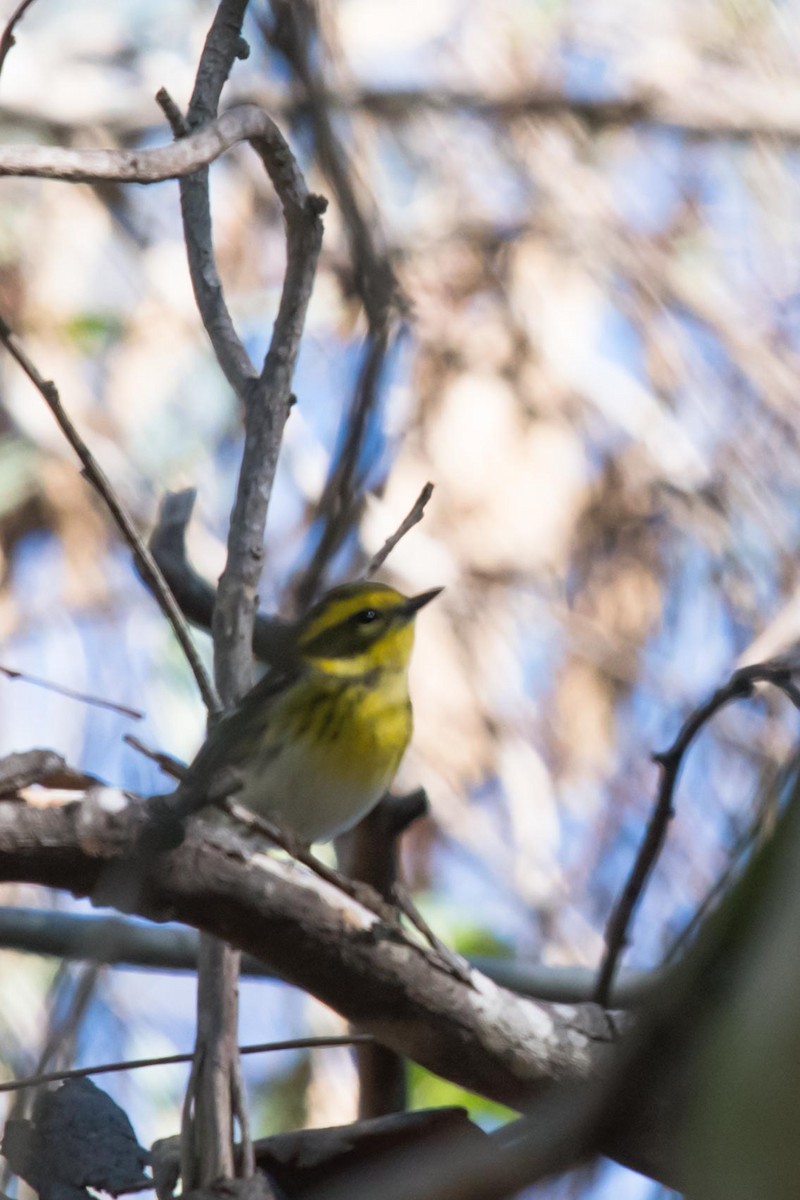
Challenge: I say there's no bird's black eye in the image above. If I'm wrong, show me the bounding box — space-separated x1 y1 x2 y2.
355 608 378 625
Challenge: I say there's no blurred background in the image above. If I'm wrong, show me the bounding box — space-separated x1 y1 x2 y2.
1 0 800 1195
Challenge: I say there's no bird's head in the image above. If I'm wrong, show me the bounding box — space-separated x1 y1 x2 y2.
295 581 442 678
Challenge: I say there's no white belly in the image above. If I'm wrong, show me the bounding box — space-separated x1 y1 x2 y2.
238 736 391 843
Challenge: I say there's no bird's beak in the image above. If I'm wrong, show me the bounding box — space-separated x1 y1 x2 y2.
402 587 443 616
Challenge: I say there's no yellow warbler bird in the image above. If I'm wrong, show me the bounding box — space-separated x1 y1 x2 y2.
186 581 441 844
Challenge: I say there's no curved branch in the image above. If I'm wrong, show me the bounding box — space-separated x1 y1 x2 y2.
157 0 255 399
595 659 800 1005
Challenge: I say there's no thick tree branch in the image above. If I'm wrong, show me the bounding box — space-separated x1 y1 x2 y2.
0 797 609 1109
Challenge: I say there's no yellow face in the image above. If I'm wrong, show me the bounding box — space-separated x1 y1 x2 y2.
296 582 441 677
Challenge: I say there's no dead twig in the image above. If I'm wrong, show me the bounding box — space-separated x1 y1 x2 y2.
364 482 435 577
123 735 187 781
0 665 142 720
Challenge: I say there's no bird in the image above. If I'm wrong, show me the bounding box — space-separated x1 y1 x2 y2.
185 580 441 845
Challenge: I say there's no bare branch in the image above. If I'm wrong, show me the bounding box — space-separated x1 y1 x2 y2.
364 482 435 577
305 1078 612 1200
158 86 255 398
150 1109 486 1199
10 77 800 144
151 8 326 1186
212 157 325 697
594 659 800 1005
0 104 321 191
0 1035 370 1094
164 0 253 402
225 795 468 987
0 797 610 1108
0 664 143 720
245 80 800 144
123 735 187 781
263 1 398 325
0 316 220 715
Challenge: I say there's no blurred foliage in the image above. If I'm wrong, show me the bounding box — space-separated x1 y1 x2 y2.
406 1062 516 1129
0 0 799 1196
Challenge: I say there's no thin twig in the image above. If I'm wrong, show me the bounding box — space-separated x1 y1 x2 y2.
123 734 187 780
155 85 189 137
224 798 473 987
0 665 143 720
0 0 38 80
156 81 254 399
594 659 800 1005
223 799 396 922
392 883 472 987
364 482 435 577
0 316 220 716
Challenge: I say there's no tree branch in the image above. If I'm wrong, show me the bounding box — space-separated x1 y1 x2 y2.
594 659 800 1005
0 104 322 190
0 797 610 1109
364 482 435 578
156 0 256 400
